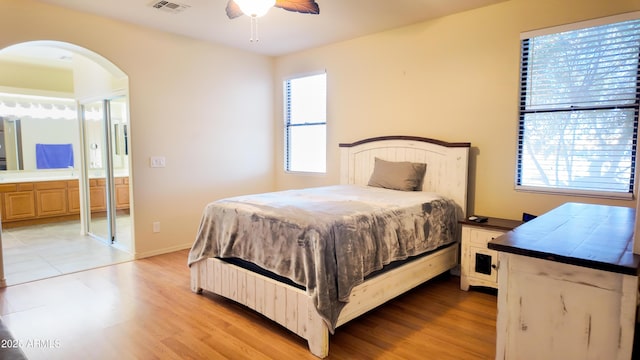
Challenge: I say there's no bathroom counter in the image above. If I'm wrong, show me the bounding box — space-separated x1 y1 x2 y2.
0 171 129 183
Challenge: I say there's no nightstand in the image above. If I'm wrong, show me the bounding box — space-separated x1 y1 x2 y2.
460 217 522 291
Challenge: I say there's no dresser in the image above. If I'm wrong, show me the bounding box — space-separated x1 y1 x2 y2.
488 203 639 360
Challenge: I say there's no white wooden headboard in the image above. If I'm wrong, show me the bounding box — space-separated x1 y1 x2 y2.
339 136 471 215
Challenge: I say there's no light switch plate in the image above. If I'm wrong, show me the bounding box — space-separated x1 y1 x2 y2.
150 156 166 168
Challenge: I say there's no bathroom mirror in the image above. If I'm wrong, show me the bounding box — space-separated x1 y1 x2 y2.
1 117 79 171
0 94 129 173
0 116 128 172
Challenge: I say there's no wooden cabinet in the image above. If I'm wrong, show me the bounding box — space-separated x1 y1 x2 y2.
489 203 638 360
496 254 636 360
115 177 130 210
67 180 80 213
35 181 68 217
86 178 131 212
2 183 36 221
0 177 129 227
460 217 521 291
89 179 107 212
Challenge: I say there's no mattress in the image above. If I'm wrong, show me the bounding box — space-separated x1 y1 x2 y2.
188 184 461 331
220 241 458 291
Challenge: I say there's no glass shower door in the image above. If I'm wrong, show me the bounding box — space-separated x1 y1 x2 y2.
109 97 131 250
81 100 114 244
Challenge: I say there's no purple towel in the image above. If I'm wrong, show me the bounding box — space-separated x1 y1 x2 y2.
36 143 74 169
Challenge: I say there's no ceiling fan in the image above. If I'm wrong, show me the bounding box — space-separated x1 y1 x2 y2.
226 0 320 19
226 0 320 42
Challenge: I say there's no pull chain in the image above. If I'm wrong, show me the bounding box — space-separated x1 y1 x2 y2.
250 16 260 42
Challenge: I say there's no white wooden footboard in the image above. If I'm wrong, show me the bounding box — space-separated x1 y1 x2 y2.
190 257 330 358
190 243 458 358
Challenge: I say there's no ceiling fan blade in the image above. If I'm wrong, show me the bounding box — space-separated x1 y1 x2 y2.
225 0 244 19
274 0 320 15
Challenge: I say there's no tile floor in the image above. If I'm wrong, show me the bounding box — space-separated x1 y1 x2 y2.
1 217 133 286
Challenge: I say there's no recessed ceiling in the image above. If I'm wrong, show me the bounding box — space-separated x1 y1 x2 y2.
33 0 510 57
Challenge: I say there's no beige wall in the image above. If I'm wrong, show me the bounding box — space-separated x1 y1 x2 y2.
0 0 275 257
274 0 640 220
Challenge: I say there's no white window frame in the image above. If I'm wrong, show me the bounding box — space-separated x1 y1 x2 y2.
283 71 327 174
515 12 640 199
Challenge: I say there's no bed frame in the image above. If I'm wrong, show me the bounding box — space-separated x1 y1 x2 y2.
190 135 470 358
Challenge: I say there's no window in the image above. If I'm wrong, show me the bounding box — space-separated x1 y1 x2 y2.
516 16 640 198
284 72 327 173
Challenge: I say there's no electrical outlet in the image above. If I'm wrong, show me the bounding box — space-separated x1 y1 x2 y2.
152 221 161 233
150 156 166 168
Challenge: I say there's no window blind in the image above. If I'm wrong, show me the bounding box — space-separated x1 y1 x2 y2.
284 73 327 173
516 18 640 197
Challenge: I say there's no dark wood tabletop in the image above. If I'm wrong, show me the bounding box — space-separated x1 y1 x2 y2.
488 202 640 275
459 217 522 231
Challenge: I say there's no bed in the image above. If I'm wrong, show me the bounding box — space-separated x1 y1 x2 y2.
188 135 470 358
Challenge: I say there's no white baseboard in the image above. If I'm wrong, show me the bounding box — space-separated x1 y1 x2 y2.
134 243 193 260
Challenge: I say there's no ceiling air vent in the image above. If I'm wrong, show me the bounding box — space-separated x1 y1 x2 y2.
149 0 190 14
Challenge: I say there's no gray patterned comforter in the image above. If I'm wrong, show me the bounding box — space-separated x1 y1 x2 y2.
188 185 461 332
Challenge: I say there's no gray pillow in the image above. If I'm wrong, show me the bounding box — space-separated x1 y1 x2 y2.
367 157 427 191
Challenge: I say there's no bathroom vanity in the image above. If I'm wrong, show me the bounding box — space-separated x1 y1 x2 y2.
0 176 129 228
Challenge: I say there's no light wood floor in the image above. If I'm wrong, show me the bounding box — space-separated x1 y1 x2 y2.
0 249 497 359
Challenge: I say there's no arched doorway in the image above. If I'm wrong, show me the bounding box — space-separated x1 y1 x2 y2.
0 40 133 286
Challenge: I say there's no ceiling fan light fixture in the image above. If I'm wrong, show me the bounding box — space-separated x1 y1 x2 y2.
234 0 276 17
